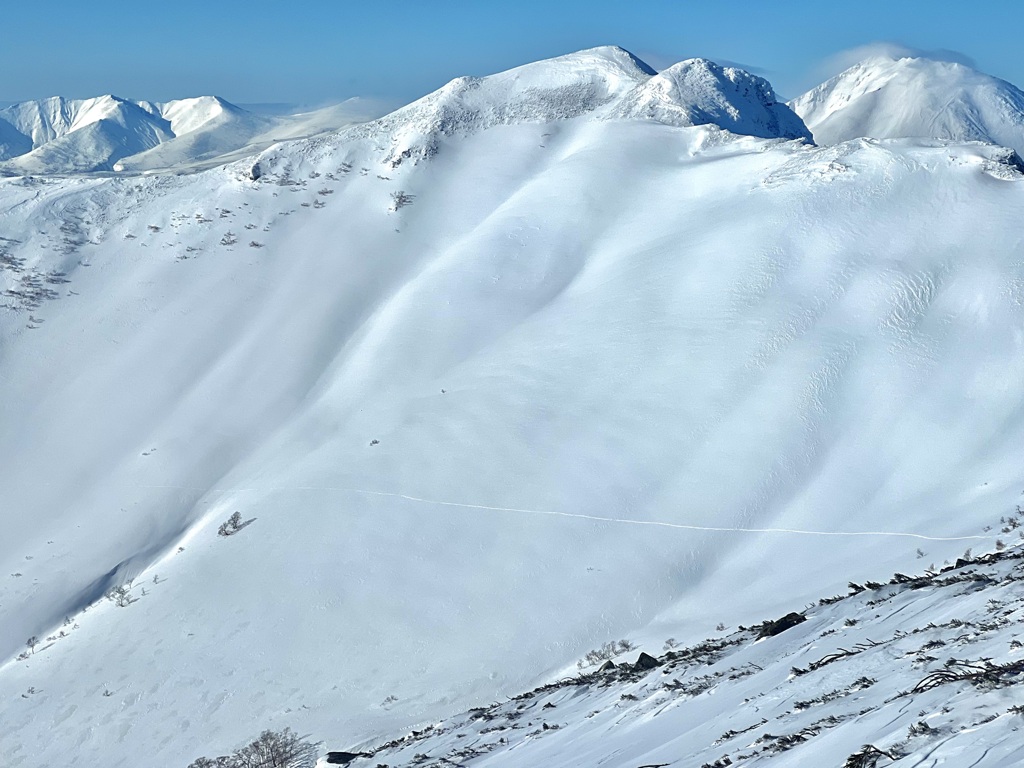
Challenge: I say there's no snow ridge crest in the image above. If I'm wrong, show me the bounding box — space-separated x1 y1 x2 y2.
357 46 811 167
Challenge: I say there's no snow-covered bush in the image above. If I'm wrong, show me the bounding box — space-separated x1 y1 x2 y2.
107 584 134 607
187 728 316 768
389 190 415 211
576 639 636 669
218 511 244 537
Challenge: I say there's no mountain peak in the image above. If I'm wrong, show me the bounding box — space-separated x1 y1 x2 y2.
611 57 811 140
360 48 809 167
790 54 1024 153
549 44 658 77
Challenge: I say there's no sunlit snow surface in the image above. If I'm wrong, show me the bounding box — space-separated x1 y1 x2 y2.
1 47 1023 767
791 54 1024 154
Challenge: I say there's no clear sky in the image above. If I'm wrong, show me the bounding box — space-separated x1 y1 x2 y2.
4 0 1023 106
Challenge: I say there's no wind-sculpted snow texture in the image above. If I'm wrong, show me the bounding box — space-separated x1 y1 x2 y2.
1 47 1024 767
790 54 1024 154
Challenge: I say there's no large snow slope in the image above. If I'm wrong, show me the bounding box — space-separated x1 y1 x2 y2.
791 54 1024 153
0 95 383 174
1 46 1023 767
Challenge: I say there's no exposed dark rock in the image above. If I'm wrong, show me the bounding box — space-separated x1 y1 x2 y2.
634 652 661 670
598 660 617 672
757 612 807 639
326 750 373 764
995 148 1024 174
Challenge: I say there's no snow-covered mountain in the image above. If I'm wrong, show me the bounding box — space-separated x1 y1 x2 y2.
610 57 809 140
790 54 1024 153
1 46 1024 767
0 95 384 174
357 46 808 167
0 95 175 172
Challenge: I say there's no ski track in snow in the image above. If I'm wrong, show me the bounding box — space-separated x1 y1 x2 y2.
127 483 986 542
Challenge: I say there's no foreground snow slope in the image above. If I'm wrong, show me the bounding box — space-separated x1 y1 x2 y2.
304 543 1024 768
791 54 1024 153
1 47 1023 766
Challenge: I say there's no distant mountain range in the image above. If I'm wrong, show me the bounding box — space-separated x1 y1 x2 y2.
5 50 1024 178
0 95 388 174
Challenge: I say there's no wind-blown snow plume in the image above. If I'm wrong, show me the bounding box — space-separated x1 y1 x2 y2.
791 50 1024 153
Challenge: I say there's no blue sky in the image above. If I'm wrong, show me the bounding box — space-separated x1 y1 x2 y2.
4 0 1023 106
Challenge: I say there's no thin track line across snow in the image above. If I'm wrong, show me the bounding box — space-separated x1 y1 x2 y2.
133 483 987 542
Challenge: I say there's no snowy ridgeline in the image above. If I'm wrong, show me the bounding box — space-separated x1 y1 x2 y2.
7 46 1024 178
190 538 1024 768
0 95 387 174
0 47 809 177
339 47 809 169
3 43 1024 768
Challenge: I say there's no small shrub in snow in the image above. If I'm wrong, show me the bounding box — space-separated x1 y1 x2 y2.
907 720 935 737
218 511 244 537
107 584 134 607
577 639 636 669
843 745 895 768
389 191 415 211
187 727 316 768
25 636 38 653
